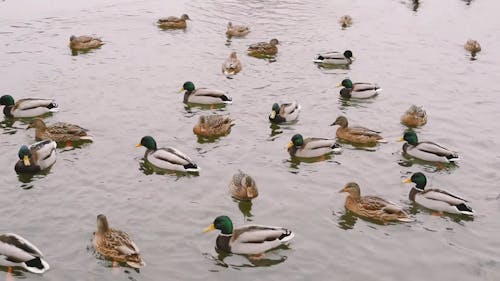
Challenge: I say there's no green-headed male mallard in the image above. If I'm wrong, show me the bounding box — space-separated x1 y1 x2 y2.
339 182 412 223
14 140 57 174
93 214 145 269
226 22 250 37
222 52 242 76
0 95 58 118
180 81 232 105
269 102 301 124
337 79 381 99
136 136 200 172
401 105 427 127
69 35 103 51
193 115 235 137
229 170 258 200
313 50 353 65
203 215 294 255
403 172 474 216
157 14 190 29
27 118 93 143
330 116 386 144
247 39 279 57
399 131 459 163
0 233 50 274
287 134 341 158
464 39 481 57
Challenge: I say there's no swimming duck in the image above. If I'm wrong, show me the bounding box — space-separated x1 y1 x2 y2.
247 39 279 57
180 81 232 105
27 118 93 143
330 116 386 144
193 115 235 137
339 182 412 223
222 52 242 76
229 170 258 200
269 102 301 124
339 15 353 28
313 50 353 65
0 233 50 273
157 14 190 29
464 39 481 57
401 105 427 127
136 136 199 172
226 22 250 37
69 35 103 51
403 172 474 215
399 131 458 163
14 140 57 174
93 214 145 269
203 216 294 255
287 134 341 158
0 95 58 118
337 79 381 99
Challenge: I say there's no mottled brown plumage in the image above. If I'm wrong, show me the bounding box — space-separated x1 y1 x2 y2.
93 214 145 268
339 182 411 223
226 22 250 37
157 14 190 29
69 35 103 51
229 170 258 200
27 118 93 143
193 115 234 137
248 39 279 57
331 116 385 144
401 105 427 127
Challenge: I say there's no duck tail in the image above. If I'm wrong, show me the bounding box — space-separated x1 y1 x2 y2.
279 229 295 242
377 138 388 143
184 163 200 172
80 135 94 141
331 143 342 153
456 203 474 215
23 257 50 274
447 154 460 162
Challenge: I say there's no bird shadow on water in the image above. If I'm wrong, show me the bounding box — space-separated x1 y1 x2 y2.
397 153 459 173
86 241 142 275
202 246 289 270
0 266 27 279
16 169 52 189
138 159 199 179
287 154 340 174
232 198 254 221
337 96 377 110
407 202 474 227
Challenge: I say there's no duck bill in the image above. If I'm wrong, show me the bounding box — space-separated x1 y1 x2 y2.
178 88 184 93
286 141 294 149
330 121 338 126
402 178 412 183
397 137 404 142
203 224 215 233
338 187 346 193
270 111 276 119
135 143 142 147
23 155 31 166
336 83 342 88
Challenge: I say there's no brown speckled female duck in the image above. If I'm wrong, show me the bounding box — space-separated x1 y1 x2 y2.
69 35 103 51
226 22 250 37
27 118 93 143
401 105 427 127
229 170 258 200
330 116 386 144
157 14 190 29
193 115 234 137
247 39 279 57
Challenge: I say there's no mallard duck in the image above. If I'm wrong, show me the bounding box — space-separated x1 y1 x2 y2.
269 102 301 124
247 39 279 57
203 215 294 255
14 140 57 174
27 118 93 143
0 95 58 118
399 131 458 163
157 14 190 29
69 35 103 51
0 233 50 274
287 134 341 158
193 115 235 137
222 52 242 76
229 170 258 200
180 81 232 105
339 15 353 28
403 172 474 215
339 182 412 223
337 79 381 99
464 39 481 57
330 116 386 144
401 105 427 127
93 214 145 268
136 136 199 172
313 50 353 65
226 22 250 37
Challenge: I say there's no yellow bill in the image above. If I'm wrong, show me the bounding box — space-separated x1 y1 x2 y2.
336 83 342 88
286 141 294 149
402 178 412 183
135 143 142 147
178 87 185 93
397 137 404 142
270 111 276 119
23 155 31 166
203 223 215 233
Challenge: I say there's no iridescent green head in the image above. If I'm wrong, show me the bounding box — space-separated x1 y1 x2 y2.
404 172 427 190
344 50 353 58
204 215 233 235
18 145 32 166
341 79 353 88
290 134 304 147
402 131 418 145
182 81 195 92
0 95 15 106
136 136 157 150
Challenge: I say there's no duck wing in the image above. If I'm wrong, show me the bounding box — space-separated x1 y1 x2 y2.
229 225 294 254
193 88 227 98
352 83 380 91
361 196 403 213
348 126 381 136
303 138 337 150
49 122 88 136
280 101 300 115
420 189 468 205
154 147 194 166
416 141 457 157
13 98 55 111
0 233 43 262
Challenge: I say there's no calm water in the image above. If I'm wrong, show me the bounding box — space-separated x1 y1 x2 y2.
1 0 500 280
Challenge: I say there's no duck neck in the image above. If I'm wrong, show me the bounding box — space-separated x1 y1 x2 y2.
3 106 13 117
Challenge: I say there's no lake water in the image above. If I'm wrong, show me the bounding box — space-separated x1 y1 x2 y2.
1 0 500 280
